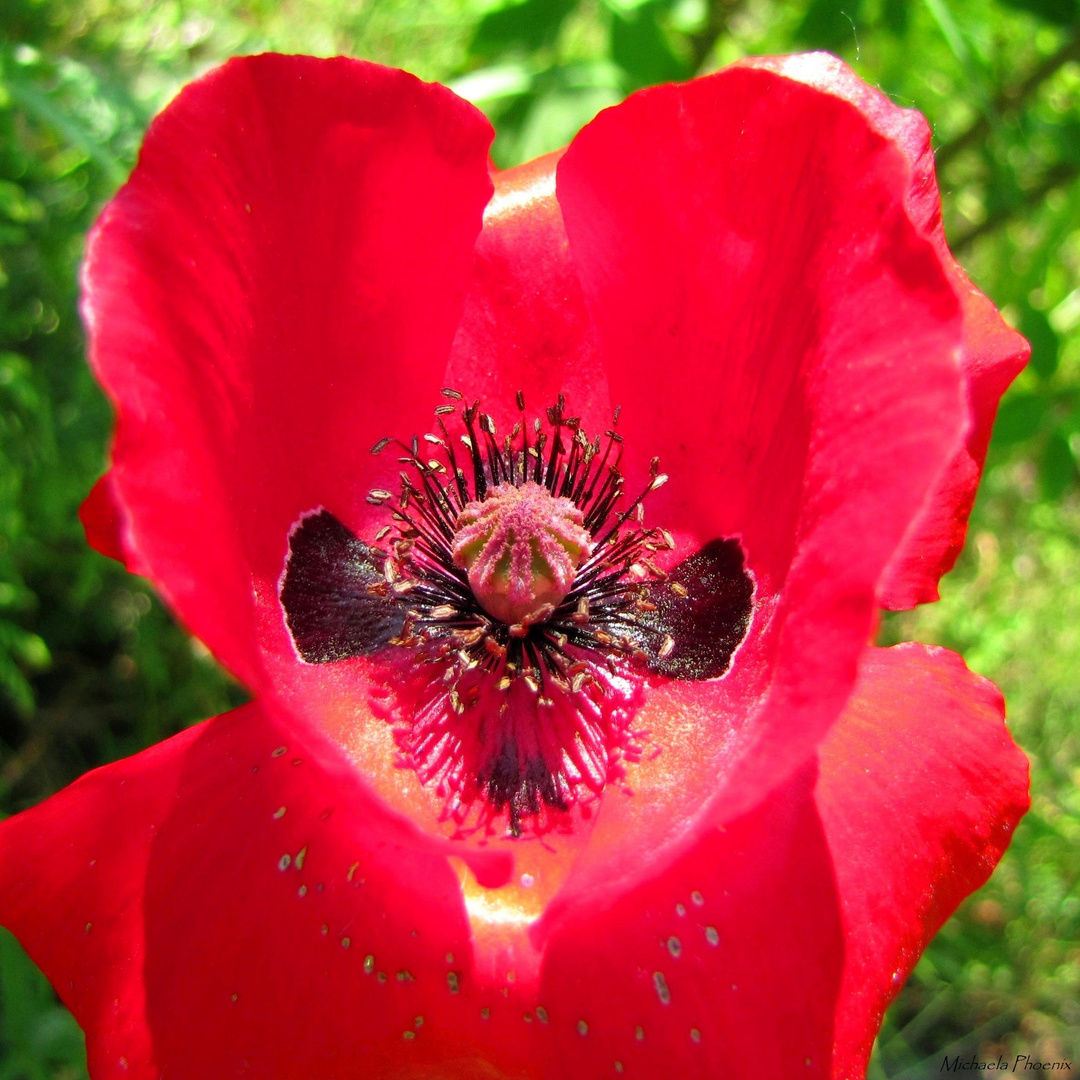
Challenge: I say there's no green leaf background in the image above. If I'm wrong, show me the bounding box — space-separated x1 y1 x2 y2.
2 0 1079 1073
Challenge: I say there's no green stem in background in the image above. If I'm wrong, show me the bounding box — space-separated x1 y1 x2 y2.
922 0 996 131
936 31 1080 168
688 0 745 73
4 73 126 188
952 159 1080 253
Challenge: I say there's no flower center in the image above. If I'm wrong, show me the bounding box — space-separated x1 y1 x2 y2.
279 390 755 836
451 482 590 626
361 390 677 692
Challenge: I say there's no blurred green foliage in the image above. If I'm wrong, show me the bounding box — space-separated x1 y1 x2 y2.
1 0 1078 1074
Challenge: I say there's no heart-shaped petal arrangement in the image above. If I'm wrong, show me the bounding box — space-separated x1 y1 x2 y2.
1 52 1029 1080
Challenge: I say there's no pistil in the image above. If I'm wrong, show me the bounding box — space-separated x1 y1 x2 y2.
452 483 591 626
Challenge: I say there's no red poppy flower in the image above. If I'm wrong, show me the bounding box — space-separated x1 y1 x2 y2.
0 52 1030 1079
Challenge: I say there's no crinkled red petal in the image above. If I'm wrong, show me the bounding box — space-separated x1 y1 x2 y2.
525 645 1027 1078
740 54 1029 609
550 62 967 892
0 645 1026 1079
81 54 495 692
819 644 1029 1077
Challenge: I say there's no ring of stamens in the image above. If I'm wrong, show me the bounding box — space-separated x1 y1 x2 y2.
280 389 752 835
366 389 674 700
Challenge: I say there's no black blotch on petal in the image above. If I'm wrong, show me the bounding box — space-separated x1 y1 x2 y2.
637 538 754 681
280 510 409 663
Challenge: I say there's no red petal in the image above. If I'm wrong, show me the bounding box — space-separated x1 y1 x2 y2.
79 473 133 567
818 644 1029 1076
552 61 968 865
82 55 494 690
525 645 1026 1079
445 150 614 436
0 703 521 1080
740 54 1029 608
536 761 844 1078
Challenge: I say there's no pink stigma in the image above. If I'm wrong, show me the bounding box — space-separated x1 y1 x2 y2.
452 483 592 626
